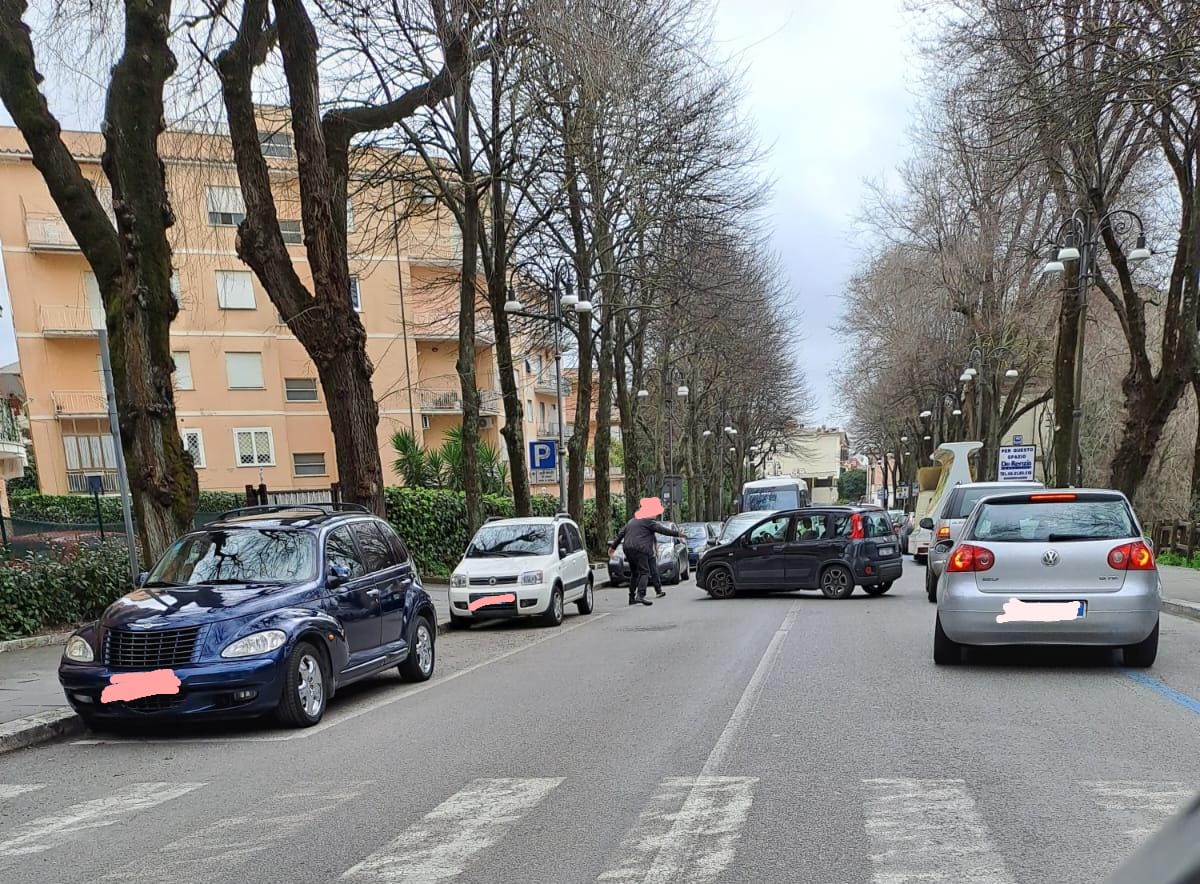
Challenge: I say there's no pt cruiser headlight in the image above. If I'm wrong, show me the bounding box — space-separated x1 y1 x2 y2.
64 635 94 663
221 629 287 659
520 570 542 585
450 574 469 588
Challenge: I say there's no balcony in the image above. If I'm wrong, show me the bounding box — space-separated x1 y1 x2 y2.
419 386 501 416
0 409 27 480
535 422 572 441
67 469 118 494
24 212 80 252
52 390 108 417
411 312 495 346
39 305 104 337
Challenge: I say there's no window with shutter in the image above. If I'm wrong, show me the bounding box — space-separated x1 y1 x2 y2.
258 131 293 158
216 270 255 309
279 220 302 244
284 378 318 402
206 186 246 225
292 452 327 477
172 352 193 390
225 352 264 389
349 276 361 311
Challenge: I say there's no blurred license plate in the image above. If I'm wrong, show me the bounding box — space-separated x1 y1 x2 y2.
878 545 894 555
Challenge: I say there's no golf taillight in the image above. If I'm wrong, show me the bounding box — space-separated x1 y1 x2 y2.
946 543 995 572
1108 540 1155 571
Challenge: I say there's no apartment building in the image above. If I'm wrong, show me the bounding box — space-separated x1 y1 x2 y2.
0 121 574 497
760 426 849 504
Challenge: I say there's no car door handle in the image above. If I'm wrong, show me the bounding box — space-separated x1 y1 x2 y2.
366 588 383 597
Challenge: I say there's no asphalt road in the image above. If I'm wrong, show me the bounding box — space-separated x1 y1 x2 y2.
2 564 1199 884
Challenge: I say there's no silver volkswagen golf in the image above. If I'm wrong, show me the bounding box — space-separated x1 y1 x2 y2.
934 489 1161 666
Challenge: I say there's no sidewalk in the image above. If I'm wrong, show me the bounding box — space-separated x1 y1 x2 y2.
1158 564 1200 623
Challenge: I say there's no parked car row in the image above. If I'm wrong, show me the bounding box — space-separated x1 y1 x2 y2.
59 506 596 730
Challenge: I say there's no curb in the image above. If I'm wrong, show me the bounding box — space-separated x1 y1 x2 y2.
1163 598 1200 624
0 709 85 756
0 631 72 655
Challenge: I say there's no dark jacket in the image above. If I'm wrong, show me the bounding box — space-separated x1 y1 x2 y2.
615 518 679 556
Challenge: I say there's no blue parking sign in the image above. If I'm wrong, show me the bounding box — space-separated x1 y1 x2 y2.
529 440 557 470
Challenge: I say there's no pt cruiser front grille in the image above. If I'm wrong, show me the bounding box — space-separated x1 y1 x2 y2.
105 626 202 669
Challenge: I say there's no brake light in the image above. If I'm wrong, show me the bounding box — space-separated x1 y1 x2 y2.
946 543 995 572
850 513 864 540
1108 540 1155 571
1030 493 1077 502
936 525 951 539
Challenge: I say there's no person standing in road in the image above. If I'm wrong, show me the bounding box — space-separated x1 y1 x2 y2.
609 497 685 606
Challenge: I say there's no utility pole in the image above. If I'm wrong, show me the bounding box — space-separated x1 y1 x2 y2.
96 325 138 577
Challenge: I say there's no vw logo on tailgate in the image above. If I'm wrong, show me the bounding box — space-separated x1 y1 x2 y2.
1042 550 1060 567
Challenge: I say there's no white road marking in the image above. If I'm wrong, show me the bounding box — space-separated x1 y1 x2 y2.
597 777 756 884
343 777 563 882
72 612 610 745
100 784 365 881
0 782 204 857
1085 781 1194 842
595 602 799 883
0 784 45 801
861 777 1016 883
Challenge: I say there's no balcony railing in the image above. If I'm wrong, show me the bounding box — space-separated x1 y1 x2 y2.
39 305 104 337
411 312 495 345
52 390 108 417
419 387 501 416
24 212 80 252
67 469 118 494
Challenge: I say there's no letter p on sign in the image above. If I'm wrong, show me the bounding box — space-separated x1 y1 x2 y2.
530 440 556 470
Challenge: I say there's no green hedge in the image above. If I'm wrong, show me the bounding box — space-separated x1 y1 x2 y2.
9 490 244 526
0 541 132 640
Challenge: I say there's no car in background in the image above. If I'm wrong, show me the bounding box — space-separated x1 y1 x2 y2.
697 506 902 600
934 489 1161 666
923 480 1044 602
680 522 716 566
899 512 916 554
888 509 905 535
449 515 593 628
609 522 690 585
59 505 438 729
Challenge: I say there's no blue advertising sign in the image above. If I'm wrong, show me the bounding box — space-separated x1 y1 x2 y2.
529 440 557 471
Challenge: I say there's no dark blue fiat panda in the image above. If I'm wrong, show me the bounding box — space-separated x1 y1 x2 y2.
58 505 437 728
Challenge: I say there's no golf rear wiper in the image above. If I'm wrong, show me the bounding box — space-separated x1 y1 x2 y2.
1047 533 1103 542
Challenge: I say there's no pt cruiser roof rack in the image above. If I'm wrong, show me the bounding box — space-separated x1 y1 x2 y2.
215 502 370 520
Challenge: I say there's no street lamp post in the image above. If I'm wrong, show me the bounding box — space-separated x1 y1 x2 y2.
661 370 689 521
504 264 593 510
960 346 1017 481
1043 208 1151 486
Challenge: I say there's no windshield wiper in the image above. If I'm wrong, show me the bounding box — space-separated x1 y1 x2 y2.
142 580 180 588
201 578 284 586
1047 533 1106 542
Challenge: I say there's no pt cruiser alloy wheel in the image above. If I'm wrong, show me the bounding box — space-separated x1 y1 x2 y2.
399 616 436 682
277 640 328 727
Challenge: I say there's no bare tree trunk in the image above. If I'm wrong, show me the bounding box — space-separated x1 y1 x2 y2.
453 76 483 532
0 0 198 562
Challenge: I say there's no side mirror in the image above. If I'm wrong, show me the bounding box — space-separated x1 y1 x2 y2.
327 563 352 588
135 571 148 588
920 518 934 530
559 546 569 559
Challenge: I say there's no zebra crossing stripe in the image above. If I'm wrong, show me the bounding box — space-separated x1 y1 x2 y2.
1085 781 1194 842
597 776 757 884
0 784 45 801
342 777 564 882
0 782 204 857
861 777 1016 883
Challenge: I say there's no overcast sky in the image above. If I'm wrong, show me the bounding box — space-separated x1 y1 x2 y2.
0 0 921 425
710 0 920 425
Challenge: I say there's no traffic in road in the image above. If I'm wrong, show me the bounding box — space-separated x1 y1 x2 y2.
3 563 1198 883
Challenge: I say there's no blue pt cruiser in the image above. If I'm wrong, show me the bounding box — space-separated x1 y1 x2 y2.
59 505 438 728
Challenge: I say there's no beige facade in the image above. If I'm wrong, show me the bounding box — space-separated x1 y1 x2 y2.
0 124 575 497
761 427 849 504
